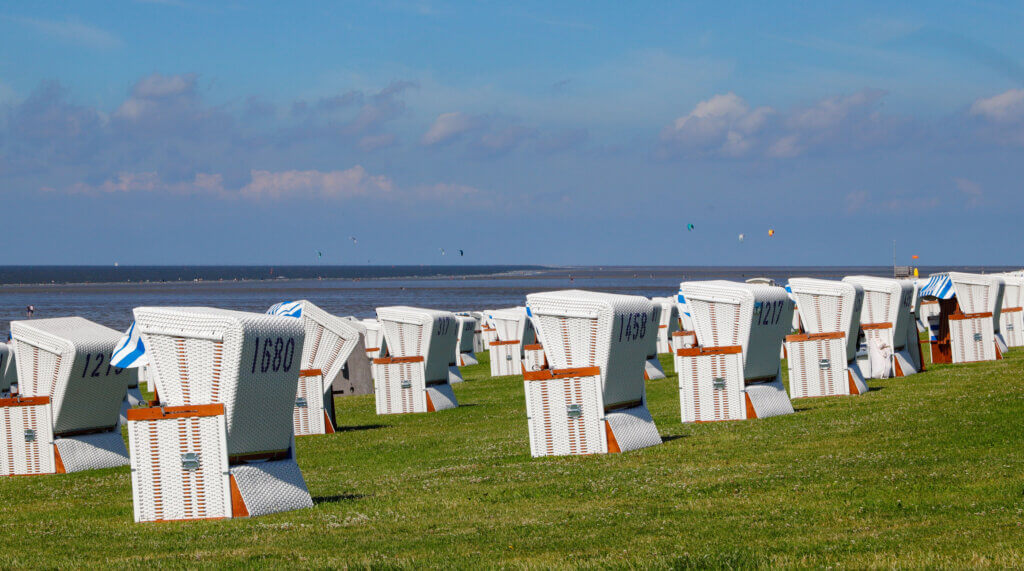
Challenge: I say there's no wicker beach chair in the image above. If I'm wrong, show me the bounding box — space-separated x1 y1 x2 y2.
784 278 869 398
267 300 363 435
842 276 922 378
455 315 479 367
487 307 537 377
674 281 795 422
651 297 680 355
2 317 134 476
920 273 1004 363
360 318 387 361
373 306 460 414
641 302 667 380
522 290 662 456
126 307 312 522
999 274 1024 348
469 311 487 353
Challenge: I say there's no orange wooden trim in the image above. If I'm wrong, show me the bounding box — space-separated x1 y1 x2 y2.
425 392 436 413
672 330 696 338
54 444 66 474
1002 307 1023 313
894 356 904 378
364 347 380 352
126 404 225 421
605 421 621 454
229 475 249 518
523 344 544 351
996 342 1003 360
745 393 757 419
848 371 861 395
786 332 845 342
523 366 601 381
489 340 520 346
921 300 939 305
949 312 993 320
372 356 424 365
0 396 50 407
299 369 322 377
658 325 668 329
323 411 335 434
861 322 893 330
643 369 650 381
676 345 742 357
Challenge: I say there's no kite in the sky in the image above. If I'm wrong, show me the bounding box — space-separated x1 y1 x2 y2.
459 249 464 256
349 236 358 245
687 223 695 231
738 234 745 242
439 248 446 256
768 228 775 237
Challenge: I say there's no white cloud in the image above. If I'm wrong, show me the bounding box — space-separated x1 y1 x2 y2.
661 93 774 156
11 17 121 49
970 89 1024 123
954 177 983 207
240 167 393 199
786 89 886 131
421 112 477 145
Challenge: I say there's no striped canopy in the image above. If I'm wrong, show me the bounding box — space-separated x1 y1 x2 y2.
919 274 955 300
267 300 303 318
111 321 147 368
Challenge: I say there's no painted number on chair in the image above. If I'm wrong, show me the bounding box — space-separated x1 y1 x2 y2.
758 301 786 326
250 337 296 374
618 312 649 342
435 317 454 336
80 353 125 377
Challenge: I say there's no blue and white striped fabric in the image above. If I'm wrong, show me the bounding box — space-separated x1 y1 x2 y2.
676 291 692 318
267 300 304 318
919 274 955 300
111 321 147 368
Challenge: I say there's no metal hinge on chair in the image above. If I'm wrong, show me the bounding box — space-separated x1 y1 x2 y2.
24 429 36 442
973 333 983 342
400 379 412 389
180 452 200 471
818 358 830 369
295 397 308 408
712 377 726 390
566 403 582 418
505 354 512 361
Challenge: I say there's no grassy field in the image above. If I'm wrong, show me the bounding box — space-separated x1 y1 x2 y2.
1 342 1022 568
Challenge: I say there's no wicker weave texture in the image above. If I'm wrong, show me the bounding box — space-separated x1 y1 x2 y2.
360 319 386 360
949 272 1005 333
526 290 653 408
843 276 915 351
523 346 546 373
489 342 521 377
745 379 795 418
950 315 996 363
786 336 849 398
127 411 231 523
230 459 313 518
293 372 327 436
644 358 666 380
652 297 680 354
678 281 792 380
55 430 130 472
426 384 458 411
605 404 661 452
295 301 360 394
788 278 863 363
456 316 477 356
373 360 428 414
133 307 305 457
0 401 56 476
524 373 606 457
676 351 745 422
376 306 459 383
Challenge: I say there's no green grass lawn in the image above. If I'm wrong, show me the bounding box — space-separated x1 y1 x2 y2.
2 342 1022 568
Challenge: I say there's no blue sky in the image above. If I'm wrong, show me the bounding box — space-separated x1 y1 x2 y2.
2 1 1023 266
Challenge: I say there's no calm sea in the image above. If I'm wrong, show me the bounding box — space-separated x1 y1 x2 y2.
0 265 1015 333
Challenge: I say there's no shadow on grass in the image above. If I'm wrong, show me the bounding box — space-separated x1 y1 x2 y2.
336 424 387 433
660 434 687 444
313 493 368 505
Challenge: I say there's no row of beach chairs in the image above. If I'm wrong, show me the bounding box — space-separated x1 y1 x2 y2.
0 271 1015 524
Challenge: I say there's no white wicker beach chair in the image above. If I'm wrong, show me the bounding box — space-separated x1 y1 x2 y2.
487 307 537 377
360 319 387 361
921 273 1004 363
266 300 364 435
479 311 499 357
674 281 795 422
126 307 312 522
642 302 667 380
2 317 134 476
523 290 662 456
468 312 487 353
455 315 479 367
336 317 374 397
784 278 868 398
999 274 1024 348
842 276 922 378
651 297 680 355
373 306 460 413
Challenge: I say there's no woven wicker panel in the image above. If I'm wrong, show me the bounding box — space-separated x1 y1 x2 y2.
134 307 305 457
526 290 652 408
11 317 132 435
425 384 458 411
523 347 545 373
844 276 916 352
644 358 666 380
127 412 231 523
456 315 477 355
373 360 427 414
789 278 864 365
950 316 996 363
745 379 795 418
298 302 360 394
652 297 680 355
786 336 849 398
676 351 745 422
0 401 56 476
605 404 661 452
55 430 129 472
524 373 605 457
293 373 326 436
489 343 521 377
1000 311 1024 347
230 460 313 518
